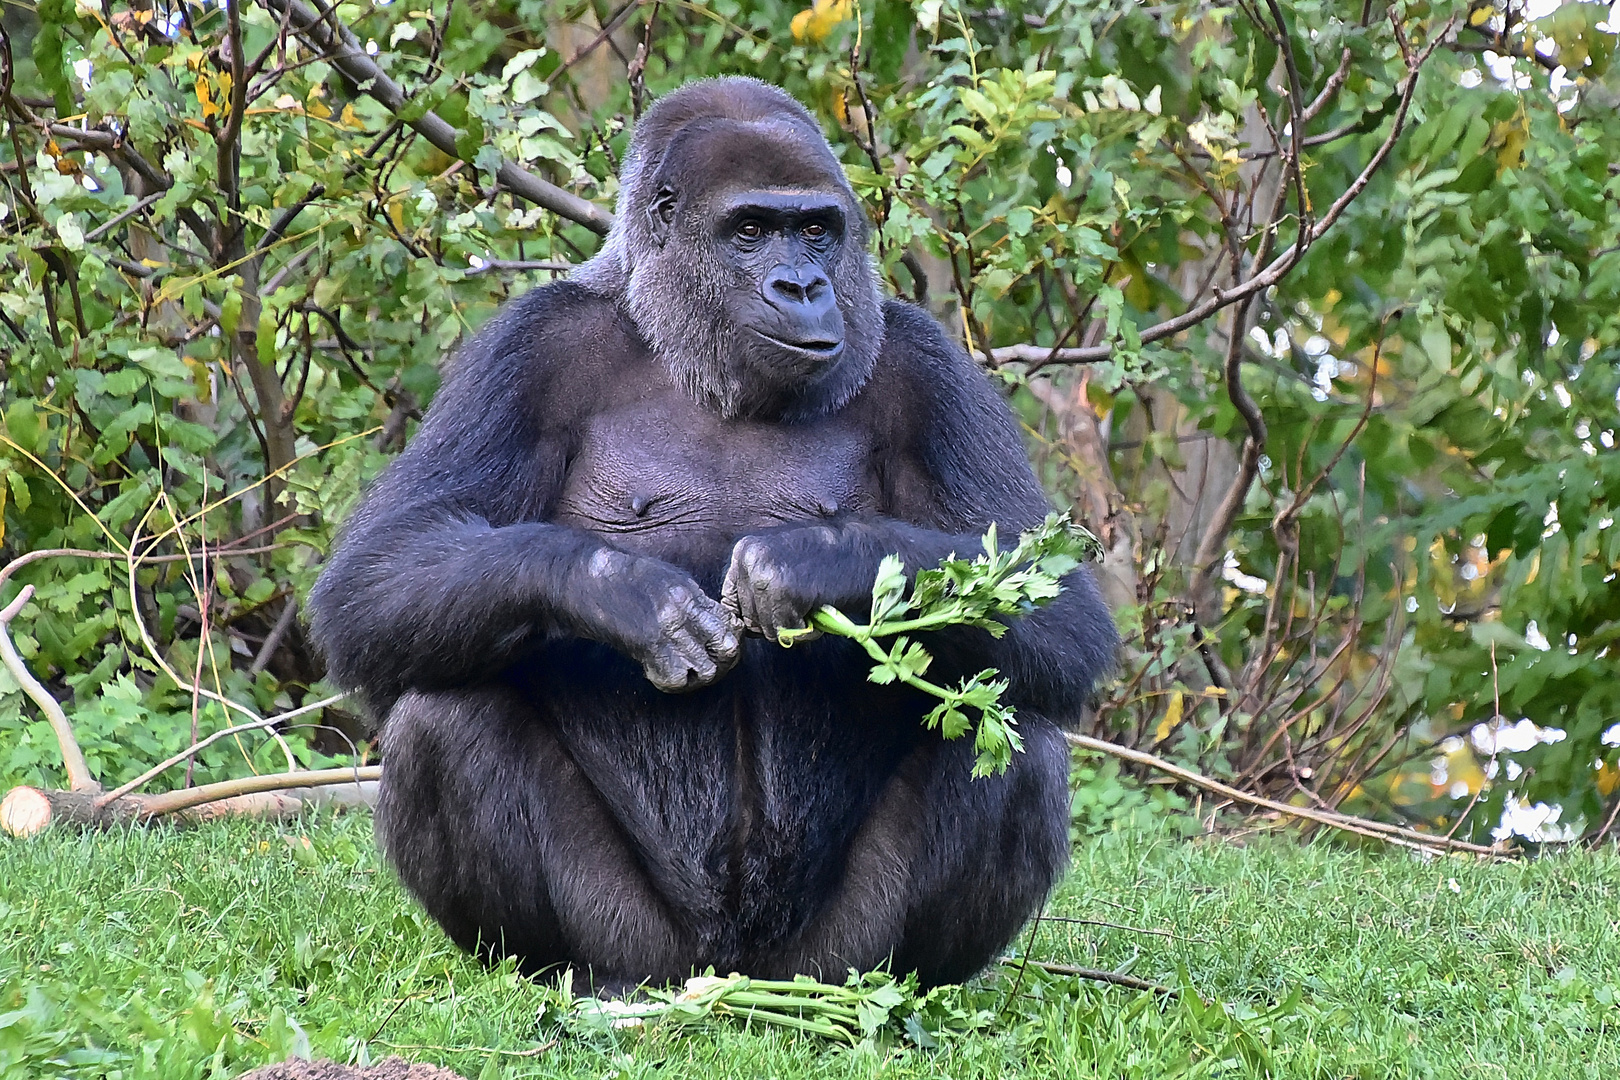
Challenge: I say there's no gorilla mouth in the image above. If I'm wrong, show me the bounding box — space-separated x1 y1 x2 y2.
752 330 844 359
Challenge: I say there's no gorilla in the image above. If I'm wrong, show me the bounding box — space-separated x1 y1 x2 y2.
308 77 1115 990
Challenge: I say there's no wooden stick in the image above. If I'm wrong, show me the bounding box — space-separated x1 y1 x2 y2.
1 766 382 837
1065 733 1512 857
0 586 97 792
96 693 346 807
999 956 1171 995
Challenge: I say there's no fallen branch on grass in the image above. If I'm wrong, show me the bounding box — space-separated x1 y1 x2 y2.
997 956 1172 995
2 568 368 838
1065 733 1514 858
0 766 381 837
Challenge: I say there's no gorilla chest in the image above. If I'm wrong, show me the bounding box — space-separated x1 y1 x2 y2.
552 396 880 554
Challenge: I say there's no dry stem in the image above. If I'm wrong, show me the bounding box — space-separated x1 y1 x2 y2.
1065 733 1512 858
0 586 96 792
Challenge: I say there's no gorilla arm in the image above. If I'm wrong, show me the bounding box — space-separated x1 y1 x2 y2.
722 302 1117 725
307 287 740 718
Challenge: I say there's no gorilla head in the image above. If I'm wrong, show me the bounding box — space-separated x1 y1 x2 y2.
578 77 884 421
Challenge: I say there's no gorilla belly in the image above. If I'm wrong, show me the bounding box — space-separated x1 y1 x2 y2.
511 636 919 961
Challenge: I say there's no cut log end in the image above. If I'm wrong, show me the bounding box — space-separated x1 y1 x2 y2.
0 786 53 838
1 786 142 836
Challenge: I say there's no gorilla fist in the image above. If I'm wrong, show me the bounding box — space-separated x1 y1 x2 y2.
574 548 741 691
722 526 879 643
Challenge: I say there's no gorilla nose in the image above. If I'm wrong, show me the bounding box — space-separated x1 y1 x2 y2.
766 265 831 307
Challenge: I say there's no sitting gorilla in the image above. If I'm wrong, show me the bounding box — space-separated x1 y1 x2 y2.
308 77 1115 989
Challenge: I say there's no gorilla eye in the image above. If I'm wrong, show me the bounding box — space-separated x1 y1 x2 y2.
802 223 827 240
737 221 764 241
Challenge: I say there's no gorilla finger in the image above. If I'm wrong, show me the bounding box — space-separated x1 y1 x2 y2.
667 625 721 679
720 564 749 625
743 567 778 622
726 572 767 637
646 643 709 693
686 648 720 687
643 657 691 693
686 597 742 661
654 582 699 633
771 600 810 639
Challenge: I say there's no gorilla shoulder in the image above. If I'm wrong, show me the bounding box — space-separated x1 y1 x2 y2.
416 280 651 440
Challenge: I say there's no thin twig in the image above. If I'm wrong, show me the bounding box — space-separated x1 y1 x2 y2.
0 587 97 792
95 693 346 807
257 0 612 234
250 596 299 675
1065 733 1511 857
997 956 1172 995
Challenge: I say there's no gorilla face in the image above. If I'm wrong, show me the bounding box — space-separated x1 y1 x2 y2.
711 190 849 382
581 81 885 422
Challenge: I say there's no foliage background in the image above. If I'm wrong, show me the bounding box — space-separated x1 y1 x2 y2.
0 0 1617 843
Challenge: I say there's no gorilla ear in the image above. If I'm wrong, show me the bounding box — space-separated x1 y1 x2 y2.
645 185 678 248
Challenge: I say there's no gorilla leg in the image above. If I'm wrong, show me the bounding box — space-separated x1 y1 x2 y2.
376 688 697 986
755 720 1072 985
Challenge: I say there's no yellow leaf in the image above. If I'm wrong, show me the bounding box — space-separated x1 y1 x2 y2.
791 0 853 43
306 85 333 120
340 103 363 130
0 475 7 546
1468 5 1495 27
1598 760 1619 797
195 75 216 120
1153 689 1185 744
1492 107 1529 172
183 356 212 404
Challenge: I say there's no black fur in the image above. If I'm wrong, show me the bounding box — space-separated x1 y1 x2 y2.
308 78 1116 988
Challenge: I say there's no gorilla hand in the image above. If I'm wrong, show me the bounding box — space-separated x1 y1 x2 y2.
573 548 742 691
722 526 884 643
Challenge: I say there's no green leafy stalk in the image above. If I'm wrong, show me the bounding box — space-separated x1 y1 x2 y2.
552 969 918 1044
778 514 1101 777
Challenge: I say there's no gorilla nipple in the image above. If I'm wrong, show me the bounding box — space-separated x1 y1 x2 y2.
631 493 653 517
818 498 838 517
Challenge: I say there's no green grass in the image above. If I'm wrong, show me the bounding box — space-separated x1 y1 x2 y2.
1 812 1616 1079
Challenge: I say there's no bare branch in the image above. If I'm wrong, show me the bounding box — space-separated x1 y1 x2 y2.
1066 733 1512 858
463 259 575 276
250 595 299 674
95 691 345 807
989 342 1108 364
1186 297 1265 613
1005 18 1450 367
84 193 164 242
1 766 381 837
258 0 613 235
0 586 97 793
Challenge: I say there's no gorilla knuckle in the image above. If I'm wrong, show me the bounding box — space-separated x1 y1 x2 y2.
587 548 627 577
738 539 771 570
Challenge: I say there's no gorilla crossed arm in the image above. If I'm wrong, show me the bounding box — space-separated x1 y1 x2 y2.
308 78 1116 990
